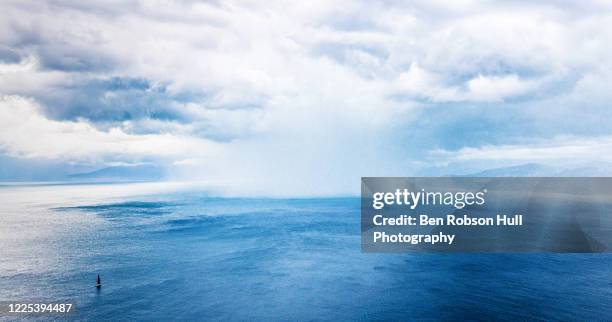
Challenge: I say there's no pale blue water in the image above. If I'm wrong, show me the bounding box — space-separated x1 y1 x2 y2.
0 183 610 321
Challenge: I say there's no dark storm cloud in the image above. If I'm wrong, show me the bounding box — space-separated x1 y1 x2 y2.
37 77 191 123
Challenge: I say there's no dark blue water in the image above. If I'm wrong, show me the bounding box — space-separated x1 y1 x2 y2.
0 186 610 321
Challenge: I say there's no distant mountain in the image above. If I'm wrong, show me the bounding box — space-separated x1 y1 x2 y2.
465 162 612 177
467 163 561 177
0 155 85 181
67 164 166 181
556 161 612 176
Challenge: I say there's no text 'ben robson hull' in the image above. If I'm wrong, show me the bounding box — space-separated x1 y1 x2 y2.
371 215 523 246
373 214 523 227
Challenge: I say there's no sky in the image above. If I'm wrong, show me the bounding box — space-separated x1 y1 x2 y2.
0 0 611 195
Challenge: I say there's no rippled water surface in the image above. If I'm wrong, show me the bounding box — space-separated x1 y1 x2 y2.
0 183 610 321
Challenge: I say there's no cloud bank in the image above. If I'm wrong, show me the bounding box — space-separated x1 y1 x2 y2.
1 0 611 194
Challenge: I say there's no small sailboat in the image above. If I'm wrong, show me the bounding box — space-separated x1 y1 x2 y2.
96 274 102 289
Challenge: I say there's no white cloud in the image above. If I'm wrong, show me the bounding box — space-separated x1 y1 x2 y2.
391 65 540 103
430 136 612 163
0 95 220 161
464 74 538 102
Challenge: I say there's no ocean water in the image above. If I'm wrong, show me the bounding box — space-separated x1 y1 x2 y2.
0 182 610 321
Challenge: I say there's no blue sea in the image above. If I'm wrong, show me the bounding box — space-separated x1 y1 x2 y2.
0 182 610 321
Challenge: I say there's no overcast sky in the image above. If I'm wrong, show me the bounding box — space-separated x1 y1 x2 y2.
1 0 611 194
